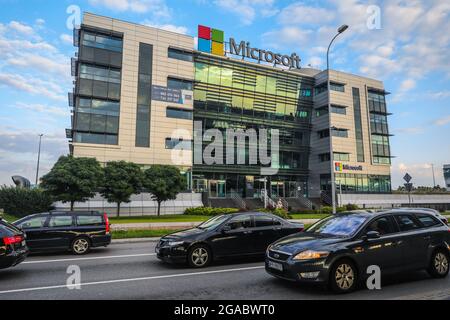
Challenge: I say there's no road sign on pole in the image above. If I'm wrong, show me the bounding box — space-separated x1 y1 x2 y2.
403 173 412 183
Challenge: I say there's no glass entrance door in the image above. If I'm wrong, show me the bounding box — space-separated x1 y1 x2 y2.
270 181 285 198
209 180 226 198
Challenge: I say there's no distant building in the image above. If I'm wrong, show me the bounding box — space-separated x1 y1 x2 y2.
444 165 450 191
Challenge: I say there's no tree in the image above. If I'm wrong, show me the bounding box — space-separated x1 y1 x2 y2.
100 161 143 217
143 165 185 216
40 156 103 210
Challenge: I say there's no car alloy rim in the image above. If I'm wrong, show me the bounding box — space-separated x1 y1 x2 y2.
434 253 449 274
335 263 355 290
73 239 89 254
192 248 208 266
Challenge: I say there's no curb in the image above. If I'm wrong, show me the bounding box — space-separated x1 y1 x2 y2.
112 237 160 244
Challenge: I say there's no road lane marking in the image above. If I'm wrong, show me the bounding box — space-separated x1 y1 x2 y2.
23 253 156 264
0 265 264 294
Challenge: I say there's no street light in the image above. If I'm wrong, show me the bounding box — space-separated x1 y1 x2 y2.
35 134 44 186
327 24 349 214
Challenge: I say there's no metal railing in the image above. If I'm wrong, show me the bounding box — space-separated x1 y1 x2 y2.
294 191 314 210
229 189 247 210
320 191 333 206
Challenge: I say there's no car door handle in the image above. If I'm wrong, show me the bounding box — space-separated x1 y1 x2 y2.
243 230 253 234
423 235 431 240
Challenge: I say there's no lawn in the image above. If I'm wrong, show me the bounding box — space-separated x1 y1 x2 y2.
109 214 210 224
0 213 20 223
290 213 330 220
112 229 182 239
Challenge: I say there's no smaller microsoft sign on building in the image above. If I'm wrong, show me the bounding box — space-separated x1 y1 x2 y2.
335 162 363 172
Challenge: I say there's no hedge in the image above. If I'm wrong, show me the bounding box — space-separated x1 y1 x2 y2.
184 207 240 216
0 186 53 218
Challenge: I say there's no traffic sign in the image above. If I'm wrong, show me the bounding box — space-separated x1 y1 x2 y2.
404 183 413 192
403 173 412 183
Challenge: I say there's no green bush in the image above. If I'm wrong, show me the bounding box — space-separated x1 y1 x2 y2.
344 204 359 211
0 186 53 218
184 207 239 216
255 208 292 219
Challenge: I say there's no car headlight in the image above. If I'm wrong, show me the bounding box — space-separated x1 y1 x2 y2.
167 241 184 247
293 250 330 260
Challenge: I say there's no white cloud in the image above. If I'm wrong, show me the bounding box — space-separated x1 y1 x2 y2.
60 33 73 45
141 21 188 34
15 102 69 117
8 21 35 36
89 0 171 17
0 73 66 101
278 3 335 25
214 0 276 25
434 115 450 127
262 27 312 49
7 54 70 79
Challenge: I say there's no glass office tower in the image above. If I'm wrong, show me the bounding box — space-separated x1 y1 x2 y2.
192 53 314 198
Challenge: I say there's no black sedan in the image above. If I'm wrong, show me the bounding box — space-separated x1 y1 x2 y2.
156 212 304 268
266 210 450 293
0 218 28 270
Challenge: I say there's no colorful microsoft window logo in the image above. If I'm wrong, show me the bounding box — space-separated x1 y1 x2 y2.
335 162 343 172
198 25 224 56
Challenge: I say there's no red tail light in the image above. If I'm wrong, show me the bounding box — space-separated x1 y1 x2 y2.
3 235 24 245
104 213 110 234
299 227 304 232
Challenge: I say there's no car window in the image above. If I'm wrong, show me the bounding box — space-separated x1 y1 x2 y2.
48 216 73 228
77 215 103 226
366 217 395 235
254 215 274 228
226 215 252 230
18 216 47 229
307 215 367 237
395 215 421 232
197 215 230 230
415 213 441 228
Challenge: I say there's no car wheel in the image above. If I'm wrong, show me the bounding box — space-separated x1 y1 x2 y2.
428 249 449 278
329 259 358 294
188 244 211 268
71 237 91 255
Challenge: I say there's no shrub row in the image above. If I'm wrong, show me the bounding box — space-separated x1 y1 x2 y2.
0 186 53 218
184 207 240 216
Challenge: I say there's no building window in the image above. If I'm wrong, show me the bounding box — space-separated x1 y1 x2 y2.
331 128 348 138
317 129 330 139
370 113 389 135
335 173 391 193
319 153 331 162
315 82 327 95
82 32 123 53
330 82 345 92
166 107 193 120
352 87 365 162
168 48 193 62
301 89 312 97
334 152 350 161
165 138 192 150
315 106 328 117
368 90 387 114
79 64 121 84
168 77 193 91
135 43 153 148
73 132 118 145
331 104 347 115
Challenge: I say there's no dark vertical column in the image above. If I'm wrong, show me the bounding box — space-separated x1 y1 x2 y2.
352 87 365 162
135 43 153 147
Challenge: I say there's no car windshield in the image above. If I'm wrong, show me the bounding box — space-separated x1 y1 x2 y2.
306 215 368 237
197 215 230 230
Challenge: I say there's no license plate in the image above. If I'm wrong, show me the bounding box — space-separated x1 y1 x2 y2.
268 260 283 271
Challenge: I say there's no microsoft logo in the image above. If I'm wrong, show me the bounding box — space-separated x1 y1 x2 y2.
198 25 224 56
335 162 343 172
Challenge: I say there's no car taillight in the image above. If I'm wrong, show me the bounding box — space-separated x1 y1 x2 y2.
104 213 110 234
299 227 304 232
3 235 24 245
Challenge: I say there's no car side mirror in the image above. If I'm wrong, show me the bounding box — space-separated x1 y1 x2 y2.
222 225 231 233
363 231 380 240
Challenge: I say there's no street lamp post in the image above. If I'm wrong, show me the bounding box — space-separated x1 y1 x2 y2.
35 134 44 186
327 24 348 214
431 164 436 188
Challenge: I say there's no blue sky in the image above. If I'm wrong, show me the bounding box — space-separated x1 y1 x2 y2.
0 0 449 187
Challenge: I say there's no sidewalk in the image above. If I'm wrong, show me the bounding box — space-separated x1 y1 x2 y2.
110 219 319 231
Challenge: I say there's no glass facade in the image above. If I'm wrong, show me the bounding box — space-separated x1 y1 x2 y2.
73 28 123 145
335 173 391 193
352 87 365 162
193 54 313 198
135 43 153 147
368 89 392 165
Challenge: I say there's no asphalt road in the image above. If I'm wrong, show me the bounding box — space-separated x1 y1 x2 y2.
0 241 449 300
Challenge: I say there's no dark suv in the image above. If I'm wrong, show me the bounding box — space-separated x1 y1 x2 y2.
0 218 28 269
13 211 111 255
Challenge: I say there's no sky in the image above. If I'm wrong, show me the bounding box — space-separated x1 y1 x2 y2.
0 0 449 188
